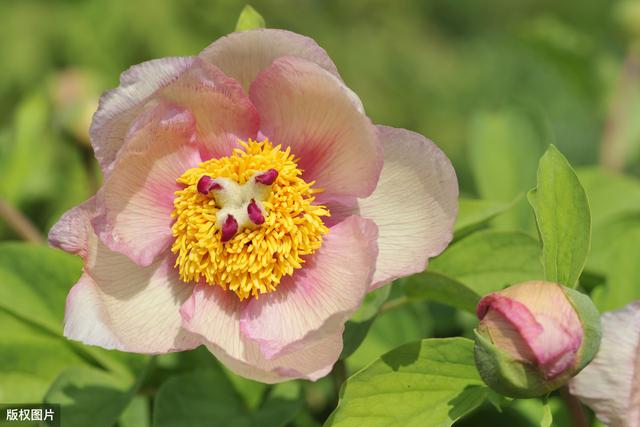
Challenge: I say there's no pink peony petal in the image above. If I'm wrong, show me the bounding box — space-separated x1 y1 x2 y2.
158 58 260 160
91 57 259 175
357 126 458 288
92 104 201 266
80 237 199 353
48 197 96 260
181 285 343 383
570 301 640 427
60 204 199 353
64 273 125 351
199 29 340 91
91 57 194 174
250 56 382 199
239 216 378 359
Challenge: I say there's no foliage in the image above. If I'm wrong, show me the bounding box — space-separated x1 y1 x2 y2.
1 1 639 426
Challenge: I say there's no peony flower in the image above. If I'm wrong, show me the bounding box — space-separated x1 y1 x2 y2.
474 281 601 397
49 29 458 383
569 301 640 427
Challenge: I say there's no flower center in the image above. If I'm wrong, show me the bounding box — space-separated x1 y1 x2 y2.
171 139 330 300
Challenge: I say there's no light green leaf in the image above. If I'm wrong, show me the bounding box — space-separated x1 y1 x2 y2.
528 145 591 288
454 198 513 238
0 242 81 334
153 369 302 427
430 230 544 296
0 243 141 388
119 395 151 427
341 285 391 359
0 310 86 402
592 227 640 311
540 399 552 427
402 271 480 313
469 110 545 232
588 212 640 275
44 366 137 427
346 300 431 372
576 167 640 226
0 92 54 203
235 5 265 32
327 338 488 427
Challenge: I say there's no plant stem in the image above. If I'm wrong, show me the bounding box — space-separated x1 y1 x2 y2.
331 359 347 398
600 47 640 172
379 296 409 315
560 386 589 427
0 198 45 244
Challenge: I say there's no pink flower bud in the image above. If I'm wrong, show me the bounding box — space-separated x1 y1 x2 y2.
474 281 601 398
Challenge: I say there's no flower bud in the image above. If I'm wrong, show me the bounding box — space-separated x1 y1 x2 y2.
473 281 601 398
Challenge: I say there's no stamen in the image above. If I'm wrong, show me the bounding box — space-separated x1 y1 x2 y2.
197 175 222 194
171 139 330 300
221 214 238 242
247 199 265 225
255 168 279 185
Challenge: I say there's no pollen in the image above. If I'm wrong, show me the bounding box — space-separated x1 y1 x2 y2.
170 139 330 300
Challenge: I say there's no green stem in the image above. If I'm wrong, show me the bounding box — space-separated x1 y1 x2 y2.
331 359 347 398
378 296 410 315
560 386 589 427
0 198 45 244
600 47 640 172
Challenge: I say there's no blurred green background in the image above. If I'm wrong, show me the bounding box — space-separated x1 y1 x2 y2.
1 0 639 426
1 0 639 233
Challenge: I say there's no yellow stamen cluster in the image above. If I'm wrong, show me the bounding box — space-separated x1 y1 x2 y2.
171 139 330 300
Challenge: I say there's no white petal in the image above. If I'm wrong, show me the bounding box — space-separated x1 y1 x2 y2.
358 126 458 287
570 301 640 427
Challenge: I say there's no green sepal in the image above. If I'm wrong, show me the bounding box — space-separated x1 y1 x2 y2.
473 330 568 398
561 286 602 372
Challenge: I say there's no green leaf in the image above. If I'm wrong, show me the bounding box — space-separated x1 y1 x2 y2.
592 227 640 311
402 271 480 313
0 242 81 334
469 110 545 232
528 145 591 288
0 242 142 396
119 395 151 427
576 167 640 226
0 92 53 204
540 399 552 427
454 198 513 238
327 338 488 427
0 310 86 402
44 366 137 427
430 230 544 296
341 285 391 359
153 369 302 427
346 300 431 372
235 5 265 32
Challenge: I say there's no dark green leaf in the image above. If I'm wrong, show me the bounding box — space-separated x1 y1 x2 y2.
341 285 391 359
153 369 301 427
44 366 136 427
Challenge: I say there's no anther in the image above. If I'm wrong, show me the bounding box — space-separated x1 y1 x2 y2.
255 169 279 185
247 199 265 225
197 175 222 195
220 214 238 242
